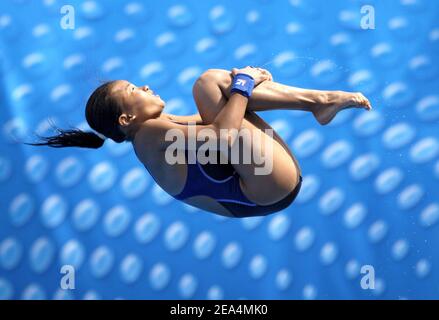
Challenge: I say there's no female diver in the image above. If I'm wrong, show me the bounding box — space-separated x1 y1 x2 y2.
27 66 372 218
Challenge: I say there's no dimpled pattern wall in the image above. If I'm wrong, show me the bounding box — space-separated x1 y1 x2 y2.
0 0 439 299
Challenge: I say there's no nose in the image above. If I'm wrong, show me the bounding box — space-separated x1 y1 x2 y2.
141 85 154 94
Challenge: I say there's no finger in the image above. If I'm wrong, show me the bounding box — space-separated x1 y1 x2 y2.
260 69 273 81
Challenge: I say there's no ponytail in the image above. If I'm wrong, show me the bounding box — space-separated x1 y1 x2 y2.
25 124 106 149
26 80 127 149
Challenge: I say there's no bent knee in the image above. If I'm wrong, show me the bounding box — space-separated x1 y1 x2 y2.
193 69 232 93
199 68 231 80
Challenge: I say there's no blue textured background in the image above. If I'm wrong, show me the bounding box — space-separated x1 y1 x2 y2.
1 0 439 300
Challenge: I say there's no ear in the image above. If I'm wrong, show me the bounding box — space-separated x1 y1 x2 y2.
118 113 135 127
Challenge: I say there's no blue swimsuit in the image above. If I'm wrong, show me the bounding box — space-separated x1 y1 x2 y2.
171 149 302 218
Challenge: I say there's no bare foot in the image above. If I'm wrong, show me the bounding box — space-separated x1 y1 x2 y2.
312 91 372 125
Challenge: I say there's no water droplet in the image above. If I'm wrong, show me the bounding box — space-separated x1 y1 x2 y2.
319 188 345 215
114 28 143 52
275 269 292 291
152 183 173 206
209 5 235 35
9 193 35 227
134 212 161 244
207 285 224 300
310 59 341 85
55 156 84 187
240 216 263 230
320 242 338 266
155 32 183 57
195 37 223 63
382 82 414 108
25 154 49 183
353 111 385 137
149 263 171 291
368 220 388 244
72 199 100 232
374 167 404 194
0 237 22 270
40 194 67 228
164 221 189 251
179 273 198 298
29 237 55 273
120 167 149 198
53 288 74 300
60 239 85 269
22 52 50 78
73 26 99 49
294 226 315 252
83 290 101 300
246 10 273 38
81 1 106 20
409 55 437 80
267 213 290 241
345 259 360 279
416 95 439 122
295 175 320 204
21 284 46 300
391 239 409 261
292 129 323 158
419 203 439 228
119 254 143 284
409 137 439 163
178 66 202 95
88 161 117 193
285 22 317 47
388 16 416 40
193 231 216 259
0 156 11 181
349 153 380 181
344 203 367 229
321 140 353 169
338 9 362 31
303 284 317 300
221 242 242 269
330 32 359 56
382 122 416 149
103 206 131 238
397 184 424 210
249 254 268 279
139 61 169 89
167 5 194 28
348 70 379 95
89 246 114 278
0 278 13 299
415 259 431 278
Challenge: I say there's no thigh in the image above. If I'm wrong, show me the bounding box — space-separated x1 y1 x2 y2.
244 111 302 179
192 69 298 205
234 117 299 205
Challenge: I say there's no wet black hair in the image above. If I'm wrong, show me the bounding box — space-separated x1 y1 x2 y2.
25 81 127 149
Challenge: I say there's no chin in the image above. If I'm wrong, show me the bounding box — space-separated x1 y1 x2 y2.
153 104 165 118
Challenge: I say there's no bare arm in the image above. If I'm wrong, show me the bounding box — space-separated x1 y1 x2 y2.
143 93 250 151
139 66 270 150
162 113 204 125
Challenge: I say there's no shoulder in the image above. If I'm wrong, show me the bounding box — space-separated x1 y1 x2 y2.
134 118 181 151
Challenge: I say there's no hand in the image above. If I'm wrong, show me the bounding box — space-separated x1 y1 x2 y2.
231 66 272 86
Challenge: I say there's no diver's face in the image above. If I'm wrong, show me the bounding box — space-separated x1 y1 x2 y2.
112 80 165 123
